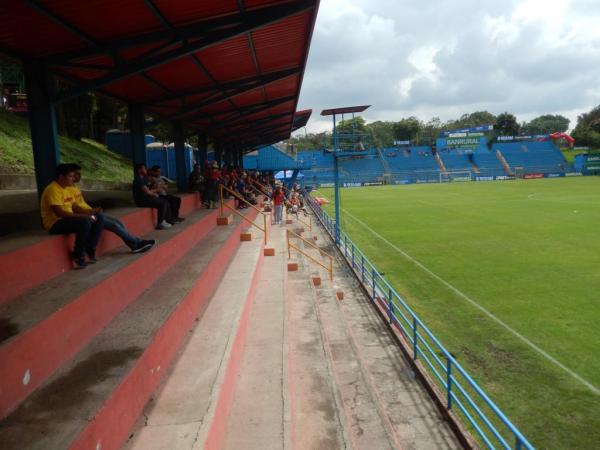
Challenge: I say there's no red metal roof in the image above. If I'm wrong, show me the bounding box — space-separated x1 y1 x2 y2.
320 105 371 116
0 0 319 151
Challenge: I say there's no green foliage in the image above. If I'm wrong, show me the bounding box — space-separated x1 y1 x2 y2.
571 105 600 149
522 114 570 134
446 111 497 130
336 116 367 135
366 120 395 147
392 116 421 141
317 178 600 450
0 108 132 182
495 112 521 136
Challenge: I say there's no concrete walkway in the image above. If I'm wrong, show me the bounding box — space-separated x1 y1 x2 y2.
124 214 463 450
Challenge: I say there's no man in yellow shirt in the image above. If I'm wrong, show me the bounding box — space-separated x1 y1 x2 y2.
40 164 104 268
67 164 155 254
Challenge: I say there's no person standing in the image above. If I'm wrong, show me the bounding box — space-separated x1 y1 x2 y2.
272 186 285 225
40 164 104 268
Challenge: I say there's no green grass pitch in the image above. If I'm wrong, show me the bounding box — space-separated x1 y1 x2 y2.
315 177 600 450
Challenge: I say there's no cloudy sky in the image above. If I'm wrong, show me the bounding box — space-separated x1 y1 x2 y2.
295 0 600 134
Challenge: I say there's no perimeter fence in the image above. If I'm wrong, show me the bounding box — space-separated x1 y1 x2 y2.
305 194 535 450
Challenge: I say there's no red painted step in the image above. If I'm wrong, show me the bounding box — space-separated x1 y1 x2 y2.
0 202 228 420
0 193 201 305
0 207 259 450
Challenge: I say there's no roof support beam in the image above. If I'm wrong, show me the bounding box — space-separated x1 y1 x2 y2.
184 95 295 128
49 1 315 103
149 66 299 105
24 0 101 49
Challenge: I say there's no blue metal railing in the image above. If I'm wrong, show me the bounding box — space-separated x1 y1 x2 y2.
305 194 534 450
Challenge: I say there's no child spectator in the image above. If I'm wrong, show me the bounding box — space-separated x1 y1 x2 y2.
132 163 175 229
148 165 184 222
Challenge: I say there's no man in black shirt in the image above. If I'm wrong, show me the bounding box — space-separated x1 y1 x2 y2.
132 163 174 230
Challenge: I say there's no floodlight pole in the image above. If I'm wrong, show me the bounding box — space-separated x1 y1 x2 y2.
333 113 341 245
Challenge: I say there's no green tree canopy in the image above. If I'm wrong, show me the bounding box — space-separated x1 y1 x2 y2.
571 105 600 149
392 116 421 141
522 114 570 134
495 112 520 136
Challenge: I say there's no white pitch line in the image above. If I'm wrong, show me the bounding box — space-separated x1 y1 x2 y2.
343 209 600 395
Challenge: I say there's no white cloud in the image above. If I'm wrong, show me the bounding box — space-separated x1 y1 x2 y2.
297 0 600 133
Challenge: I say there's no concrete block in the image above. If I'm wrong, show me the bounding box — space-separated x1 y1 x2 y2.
264 248 275 257
297 227 305 233
312 276 321 287
216 215 232 225
287 262 298 272
286 219 293 224
240 232 252 241
313 235 318 241
336 291 344 300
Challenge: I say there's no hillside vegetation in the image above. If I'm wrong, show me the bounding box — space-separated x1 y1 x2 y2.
0 109 132 183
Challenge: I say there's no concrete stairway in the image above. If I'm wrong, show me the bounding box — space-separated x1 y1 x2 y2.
292 220 461 450
88 206 467 450
0 200 259 450
496 150 514 176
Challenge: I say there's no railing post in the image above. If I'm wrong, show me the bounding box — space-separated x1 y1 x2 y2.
388 288 393 325
515 438 523 450
361 255 365 282
219 184 224 216
371 268 376 299
344 235 348 257
287 230 291 259
446 356 452 410
264 214 268 244
412 316 418 360
351 244 355 269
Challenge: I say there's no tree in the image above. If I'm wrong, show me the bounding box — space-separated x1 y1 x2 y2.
522 114 570 135
571 105 600 149
336 116 367 135
366 121 395 147
495 112 520 136
445 111 496 130
392 116 421 141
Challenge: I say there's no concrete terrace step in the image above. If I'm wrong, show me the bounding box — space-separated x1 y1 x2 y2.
124 228 265 450
219 226 289 450
0 193 202 304
0 207 258 450
0 203 229 420
292 211 462 449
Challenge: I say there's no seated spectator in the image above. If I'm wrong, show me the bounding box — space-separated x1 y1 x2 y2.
132 163 175 230
40 164 104 268
189 164 206 206
67 164 155 254
148 165 184 222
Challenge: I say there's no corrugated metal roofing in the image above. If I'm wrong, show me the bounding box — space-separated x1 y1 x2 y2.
0 0 318 151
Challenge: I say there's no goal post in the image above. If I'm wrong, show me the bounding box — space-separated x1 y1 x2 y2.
439 170 472 183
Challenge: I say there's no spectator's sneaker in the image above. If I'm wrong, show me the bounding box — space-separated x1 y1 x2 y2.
156 221 172 230
132 240 155 254
71 254 88 269
86 251 98 263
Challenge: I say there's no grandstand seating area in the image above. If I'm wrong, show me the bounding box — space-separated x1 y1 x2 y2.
296 140 570 185
493 141 568 173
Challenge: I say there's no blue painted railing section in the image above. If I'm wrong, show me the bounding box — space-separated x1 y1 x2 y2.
305 194 534 450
